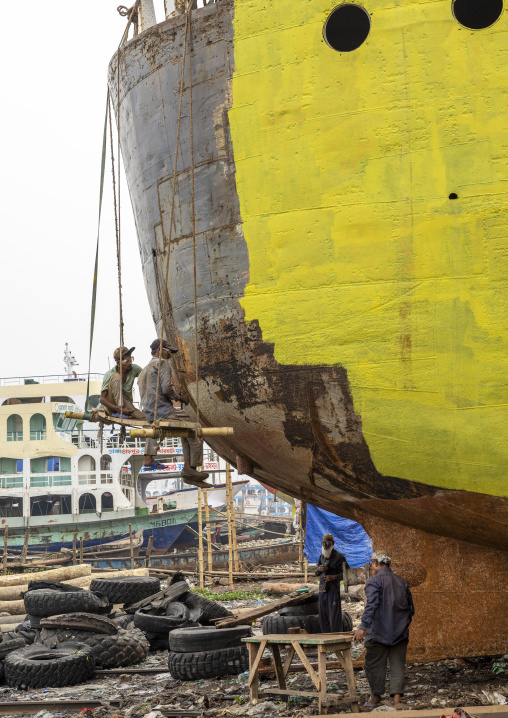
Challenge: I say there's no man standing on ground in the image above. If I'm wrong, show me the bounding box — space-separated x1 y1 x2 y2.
353 551 414 711
138 338 209 485
315 533 348 632
100 347 145 419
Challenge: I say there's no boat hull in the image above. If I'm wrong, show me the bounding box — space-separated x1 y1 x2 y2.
89 540 299 571
109 2 508 659
5 509 197 552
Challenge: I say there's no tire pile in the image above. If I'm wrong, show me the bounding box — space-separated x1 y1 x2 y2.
0 575 354 689
262 592 353 634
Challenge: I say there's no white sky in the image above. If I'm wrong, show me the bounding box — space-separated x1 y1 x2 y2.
0 1 174 380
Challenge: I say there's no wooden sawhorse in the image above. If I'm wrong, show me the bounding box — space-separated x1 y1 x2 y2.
243 633 360 714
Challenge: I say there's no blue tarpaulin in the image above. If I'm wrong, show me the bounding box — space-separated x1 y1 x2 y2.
304 504 372 568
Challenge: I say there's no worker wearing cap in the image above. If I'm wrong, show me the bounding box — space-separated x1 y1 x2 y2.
138 339 209 484
316 533 349 633
100 347 146 420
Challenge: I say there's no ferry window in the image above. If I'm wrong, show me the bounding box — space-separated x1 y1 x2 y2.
30 414 47 441
452 0 503 28
78 455 96 485
0 458 19 474
46 457 71 472
100 455 112 471
7 414 23 441
101 492 114 512
0 497 23 517
30 495 72 516
323 4 371 52
17 459 23 472
79 493 97 514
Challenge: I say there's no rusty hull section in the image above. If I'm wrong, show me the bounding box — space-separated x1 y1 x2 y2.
109 1 507 660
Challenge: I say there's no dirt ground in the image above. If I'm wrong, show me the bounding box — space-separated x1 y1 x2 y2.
1 585 507 718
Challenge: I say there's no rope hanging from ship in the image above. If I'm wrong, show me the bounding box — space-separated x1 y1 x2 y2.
73 0 232 443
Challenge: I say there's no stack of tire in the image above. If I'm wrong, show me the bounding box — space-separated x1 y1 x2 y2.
168 625 251 680
0 632 28 684
262 593 353 634
132 583 234 652
25 577 157 678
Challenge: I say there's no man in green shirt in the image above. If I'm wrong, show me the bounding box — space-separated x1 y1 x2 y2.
100 346 146 419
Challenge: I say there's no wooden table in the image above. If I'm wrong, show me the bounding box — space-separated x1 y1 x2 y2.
243 633 360 714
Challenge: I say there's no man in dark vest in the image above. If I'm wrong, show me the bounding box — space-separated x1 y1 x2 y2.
315 533 349 632
353 551 414 711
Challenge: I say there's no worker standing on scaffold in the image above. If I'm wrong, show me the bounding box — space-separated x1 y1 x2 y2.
100 347 146 419
138 339 210 486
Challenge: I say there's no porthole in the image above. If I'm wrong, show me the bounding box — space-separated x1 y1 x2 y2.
324 4 371 52
452 0 503 29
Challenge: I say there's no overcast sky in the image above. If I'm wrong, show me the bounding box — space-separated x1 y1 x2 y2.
0 2 176 380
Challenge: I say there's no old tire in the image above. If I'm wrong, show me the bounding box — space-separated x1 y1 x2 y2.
0 638 27 659
279 602 319 617
181 592 233 623
169 626 252 653
40 613 118 635
342 611 353 631
134 602 190 634
4 642 95 689
112 614 134 629
38 626 149 668
26 615 41 630
168 645 249 680
145 631 170 651
90 576 160 605
24 589 107 617
262 614 321 634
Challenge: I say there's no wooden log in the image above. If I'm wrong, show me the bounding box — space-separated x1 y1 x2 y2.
214 588 318 628
0 599 25 614
0 563 91 588
261 582 317 594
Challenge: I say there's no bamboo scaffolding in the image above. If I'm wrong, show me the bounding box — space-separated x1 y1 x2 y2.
21 530 29 565
226 463 240 572
2 526 8 575
72 534 77 566
197 487 204 588
129 523 134 569
225 462 234 590
204 489 212 571
79 538 84 565
145 536 154 568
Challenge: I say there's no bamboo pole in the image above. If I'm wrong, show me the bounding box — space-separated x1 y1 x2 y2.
227 465 240 572
304 557 308 584
129 523 134 569
21 529 30 565
79 538 84 565
2 525 8 575
298 510 304 572
72 534 77 566
204 489 212 571
145 536 154 568
197 487 204 589
225 462 234 590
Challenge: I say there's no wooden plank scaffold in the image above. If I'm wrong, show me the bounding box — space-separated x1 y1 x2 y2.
243 633 360 715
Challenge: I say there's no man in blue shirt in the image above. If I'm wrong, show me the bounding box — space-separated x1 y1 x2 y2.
353 551 414 711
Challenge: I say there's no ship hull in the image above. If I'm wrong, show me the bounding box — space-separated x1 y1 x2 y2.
109 2 508 659
5 508 197 552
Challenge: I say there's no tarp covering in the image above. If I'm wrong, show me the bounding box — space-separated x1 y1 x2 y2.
304 505 372 568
